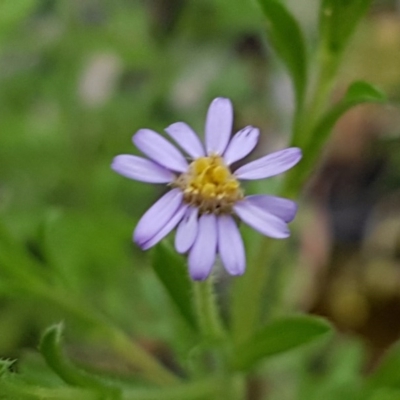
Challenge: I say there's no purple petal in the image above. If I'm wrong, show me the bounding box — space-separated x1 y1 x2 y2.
175 207 199 254
217 215 245 276
223 126 260 165
141 203 188 250
165 122 205 159
245 195 298 223
234 148 302 180
133 129 188 172
234 199 290 239
134 189 183 246
205 98 233 155
188 214 217 280
111 155 175 183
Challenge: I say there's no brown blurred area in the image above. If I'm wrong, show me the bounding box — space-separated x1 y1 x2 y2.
299 9 400 368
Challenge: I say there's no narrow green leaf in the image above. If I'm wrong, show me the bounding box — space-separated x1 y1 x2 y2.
288 81 387 191
307 81 386 159
1 381 101 400
151 242 197 329
344 81 386 103
0 359 15 378
319 0 372 54
232 315 332 371
257 0 307 108
39 324 120 398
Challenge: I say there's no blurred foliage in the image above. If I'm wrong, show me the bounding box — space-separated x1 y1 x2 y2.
0 0 268 350
0 1 282 395
1 0 400 399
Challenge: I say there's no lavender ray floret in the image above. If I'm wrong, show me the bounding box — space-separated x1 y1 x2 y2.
141 203 188 250
175 207 199 254
245 194 298 223
134 189 183 246
165 122 205 159
205 98 233 156
111 155 175 183
133 129 188 172
188 213 217 280
223 126 260 166
234 199 290 239
217 215 245 276
234 147 302 180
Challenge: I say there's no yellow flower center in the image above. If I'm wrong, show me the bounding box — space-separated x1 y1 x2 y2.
173 155 243 214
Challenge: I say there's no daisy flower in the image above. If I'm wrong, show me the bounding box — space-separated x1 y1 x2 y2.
112 98 301 280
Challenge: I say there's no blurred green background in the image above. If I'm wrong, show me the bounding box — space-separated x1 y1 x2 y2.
0 0 276 360
1 0 400 395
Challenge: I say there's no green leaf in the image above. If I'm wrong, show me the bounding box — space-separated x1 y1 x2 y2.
39 324 120 398
365 342 400 390
232 315 332 371
308 81 385 157
366 388 400 400
297 338 365 400
151 242 197 329
286 81 385 193
344 81 387 103
0 220 50 290
319 0 372 54
257 0 307 108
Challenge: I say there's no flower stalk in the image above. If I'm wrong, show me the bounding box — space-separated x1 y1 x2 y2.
193 278 226 343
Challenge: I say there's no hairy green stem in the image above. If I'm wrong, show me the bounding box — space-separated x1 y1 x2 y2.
193 278 226 342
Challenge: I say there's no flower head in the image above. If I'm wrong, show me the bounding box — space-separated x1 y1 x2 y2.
112 98 302 280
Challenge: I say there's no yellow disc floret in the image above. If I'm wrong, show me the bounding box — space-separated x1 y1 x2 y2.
173 155 243 214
